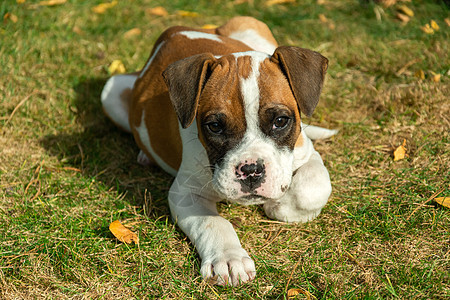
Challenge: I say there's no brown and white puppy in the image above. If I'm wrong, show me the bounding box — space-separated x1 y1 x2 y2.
101 16 337 286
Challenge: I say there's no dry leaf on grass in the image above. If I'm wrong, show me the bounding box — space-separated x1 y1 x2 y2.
39 0 66 6
123 28 141 39
3 13 18 23
265 0 295 6
92 1 117 14
287 287 314 299
396 13 410 23
176 10 199 17
445 18 450 27
434 197 450 209
393 139 407 161
430 20 439 31
421 23 434 34
108 60 126 75
146 6 168 17
397 5 414 17
109 220 139 244
17 0 26 3
202 24 218 29
414 69 425 80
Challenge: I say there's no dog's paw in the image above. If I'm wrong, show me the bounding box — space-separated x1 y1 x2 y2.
200 248 256 286
137 150 151 166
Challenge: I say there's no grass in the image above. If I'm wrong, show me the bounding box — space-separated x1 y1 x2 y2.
1 0 449 298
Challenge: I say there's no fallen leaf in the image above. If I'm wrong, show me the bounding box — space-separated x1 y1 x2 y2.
202 24 218 29
414 69 425 80
3 13 18 23
430 71 441 82
430 20 439 31
176 10 199 17
421 23 434 34
396 13 410 23
146 6 168 17
393 139 407 161
434 197 450 209
445 18 450 27
17 0 26 3
92 1 117 14
123 28 141 39
318 14 328 23
108 60 126 75
109 220 139 244
397 5 414 17
39 0 66 6
265 0 295 6
375 0 397 7
72 25 83 35
287 287 313 299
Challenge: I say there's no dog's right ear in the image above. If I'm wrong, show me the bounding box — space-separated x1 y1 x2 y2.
162 53 216 128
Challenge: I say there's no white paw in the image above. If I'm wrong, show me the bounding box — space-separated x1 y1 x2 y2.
200 248 256 286
137 150 151 166
264 201 322 223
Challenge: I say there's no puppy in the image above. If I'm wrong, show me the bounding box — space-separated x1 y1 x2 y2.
101 16 337 286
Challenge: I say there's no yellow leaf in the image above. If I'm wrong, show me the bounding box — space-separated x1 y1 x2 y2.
146 6 168 17
265 0 295 6
318 14 328 23
202 24 218 29
39 0 66 6
176 10 199 17
72 25 83 35
430 71 441 82
393 139 407 161
434 197 450 209
414 69 425 80
430 20 439 31
92 1 117 14
397 5 414 17
445 18 450 27
3 13 18 23
123 28 141 39
421 23 434 34
17 0 26 3
109 220 139 244
287 288 314 299
108 60 126 75
396 13 410 23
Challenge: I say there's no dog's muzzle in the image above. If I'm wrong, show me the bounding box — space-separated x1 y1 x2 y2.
235 159 266 193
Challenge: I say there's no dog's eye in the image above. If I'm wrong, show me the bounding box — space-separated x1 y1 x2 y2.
273 116 290 130
206 122 224 134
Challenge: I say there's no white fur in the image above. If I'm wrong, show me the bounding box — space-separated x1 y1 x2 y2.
139 41 165 78
229 29 277 54
101 74 137 132
178 31 223 43
302 123 339 140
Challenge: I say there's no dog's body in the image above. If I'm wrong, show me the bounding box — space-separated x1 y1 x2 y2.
101 17 337 286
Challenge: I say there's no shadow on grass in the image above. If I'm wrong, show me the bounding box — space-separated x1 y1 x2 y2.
40 77 173 219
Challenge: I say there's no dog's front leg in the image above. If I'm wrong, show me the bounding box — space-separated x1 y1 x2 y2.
263 151 332 223
168 174 256 286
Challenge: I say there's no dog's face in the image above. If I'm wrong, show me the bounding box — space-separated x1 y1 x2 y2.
163 47 328 204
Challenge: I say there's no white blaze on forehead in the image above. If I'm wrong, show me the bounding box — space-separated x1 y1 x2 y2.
178 31 223 43
233 51 270 133
139 41 165 78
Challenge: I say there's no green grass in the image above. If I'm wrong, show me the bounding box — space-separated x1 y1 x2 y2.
1 0 449 298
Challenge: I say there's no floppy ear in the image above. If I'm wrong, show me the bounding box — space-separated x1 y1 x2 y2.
162 53 216 128
271 46 328 117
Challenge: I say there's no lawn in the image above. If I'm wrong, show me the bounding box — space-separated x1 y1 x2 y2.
1 0 449 298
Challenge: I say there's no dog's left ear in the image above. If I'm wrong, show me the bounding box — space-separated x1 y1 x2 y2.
271 46 328 117
162 53 216 128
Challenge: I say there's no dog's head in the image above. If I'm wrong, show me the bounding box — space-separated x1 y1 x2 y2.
163 47 328 204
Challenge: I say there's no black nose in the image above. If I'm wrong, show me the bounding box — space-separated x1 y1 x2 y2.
235 160 266 193
240 163 264 176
